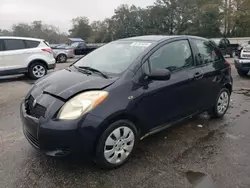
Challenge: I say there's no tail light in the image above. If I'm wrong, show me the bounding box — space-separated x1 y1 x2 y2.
42 48 53 54
225 60 231 66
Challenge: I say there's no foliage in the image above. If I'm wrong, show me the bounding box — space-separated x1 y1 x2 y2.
1 0 250 43
68 17 92 41
0 21 68 44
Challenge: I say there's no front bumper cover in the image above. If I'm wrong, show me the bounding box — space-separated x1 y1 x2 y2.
20 100 104 157
234 58 250 71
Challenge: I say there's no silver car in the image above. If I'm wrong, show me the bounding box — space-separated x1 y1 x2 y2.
52 45 75 63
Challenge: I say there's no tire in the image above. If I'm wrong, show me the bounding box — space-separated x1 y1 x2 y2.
230 51 236 58
208 88 230 118
237 69 249 77
95 120 138 169
57 54 67 63
28 62 47 80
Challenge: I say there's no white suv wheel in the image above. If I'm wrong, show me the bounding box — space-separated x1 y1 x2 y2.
28 62 47 80
33 65 46 78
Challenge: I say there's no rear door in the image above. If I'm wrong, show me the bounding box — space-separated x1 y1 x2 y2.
3 39 27 70
191 38 226 108
23 39 41 57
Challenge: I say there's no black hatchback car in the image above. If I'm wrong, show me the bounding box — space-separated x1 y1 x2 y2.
20 35 232 169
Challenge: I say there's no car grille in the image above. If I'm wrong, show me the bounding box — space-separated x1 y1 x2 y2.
242 63 250 68
25 95 46 118
24 128 39 148
242 54 250 58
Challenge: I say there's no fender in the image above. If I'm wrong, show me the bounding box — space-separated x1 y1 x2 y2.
28 59 49 69
54 51 67 59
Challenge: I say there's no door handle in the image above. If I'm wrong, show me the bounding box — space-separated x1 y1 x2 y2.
193 72 204 80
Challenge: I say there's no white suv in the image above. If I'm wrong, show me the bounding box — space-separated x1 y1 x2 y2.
235 44 250 76
0 36 56 79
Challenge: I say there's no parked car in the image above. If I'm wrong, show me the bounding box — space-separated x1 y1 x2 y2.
234 44 250 76
237 41 250 56
21 35 232 169
51 45 75 63
72 42 104 55
0 36 56 79
210 38 239 57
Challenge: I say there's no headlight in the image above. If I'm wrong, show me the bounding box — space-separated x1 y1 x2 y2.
58 91 108 120
243 48 250 52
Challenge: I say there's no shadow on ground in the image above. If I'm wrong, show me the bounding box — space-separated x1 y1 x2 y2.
12 113 226 188
0 75 35 85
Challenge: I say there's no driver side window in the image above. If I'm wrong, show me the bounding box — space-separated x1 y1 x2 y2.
149 40 193 72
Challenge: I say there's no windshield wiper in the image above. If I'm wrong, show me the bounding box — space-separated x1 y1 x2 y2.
72 65 92 75
77 66 109 79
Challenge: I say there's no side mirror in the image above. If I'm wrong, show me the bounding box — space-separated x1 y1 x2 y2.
248 41 250 44
146 69 171 81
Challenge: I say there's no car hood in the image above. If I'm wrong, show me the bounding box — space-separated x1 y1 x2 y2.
31 69 117 100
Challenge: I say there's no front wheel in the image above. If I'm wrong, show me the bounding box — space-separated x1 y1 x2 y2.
230 51 236 58
237 69 249 77
95 120 138 169
208 88 230 118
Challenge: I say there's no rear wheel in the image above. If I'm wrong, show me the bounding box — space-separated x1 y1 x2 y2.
28 62 47 80
230 50 236 58
237 69 249 77
208 88 230 118
95 120 138 169
57 54 67 63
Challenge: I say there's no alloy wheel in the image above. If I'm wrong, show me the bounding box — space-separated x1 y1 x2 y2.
32 65 45 78
59 55 66 62
217 91 229 115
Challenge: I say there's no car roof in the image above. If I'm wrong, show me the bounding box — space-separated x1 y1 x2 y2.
210 38 224 41
0 36 44 41
118 35 207 42
68 38 85 42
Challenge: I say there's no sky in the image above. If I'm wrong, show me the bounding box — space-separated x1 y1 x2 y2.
0 0 155 33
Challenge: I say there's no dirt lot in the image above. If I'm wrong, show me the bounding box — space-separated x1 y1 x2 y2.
0 58 250 188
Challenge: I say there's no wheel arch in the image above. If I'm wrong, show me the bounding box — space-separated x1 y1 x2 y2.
28 59 49 70
224 83 232 94
93 111 142 151
56 52 67 59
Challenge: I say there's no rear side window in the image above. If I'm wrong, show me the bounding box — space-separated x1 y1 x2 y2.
0 40 3 51
25 40 40 48
192 39 221 64
220 39 226 46
4 39 25 51
225 39 230 45
43 41 50 47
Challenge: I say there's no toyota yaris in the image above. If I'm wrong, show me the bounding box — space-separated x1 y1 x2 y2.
20 35 232 169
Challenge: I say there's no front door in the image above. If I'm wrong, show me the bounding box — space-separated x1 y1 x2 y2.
135 39 204 131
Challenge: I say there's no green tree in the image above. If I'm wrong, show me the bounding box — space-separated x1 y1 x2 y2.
69 17 92 41
0 29 13 36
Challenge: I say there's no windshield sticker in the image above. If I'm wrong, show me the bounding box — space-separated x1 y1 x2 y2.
131 42 151 47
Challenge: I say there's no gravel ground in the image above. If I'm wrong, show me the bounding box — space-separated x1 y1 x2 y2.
0 58 250 188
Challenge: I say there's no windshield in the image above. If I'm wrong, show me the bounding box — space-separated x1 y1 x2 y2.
74 41 152 75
